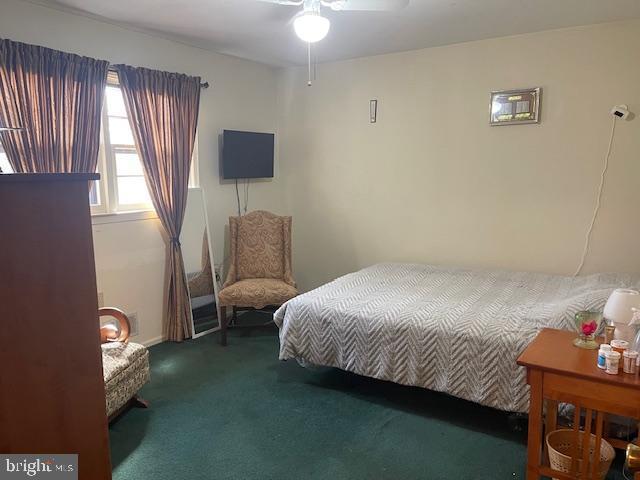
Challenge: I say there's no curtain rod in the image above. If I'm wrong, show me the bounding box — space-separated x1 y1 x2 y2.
107 66 210 89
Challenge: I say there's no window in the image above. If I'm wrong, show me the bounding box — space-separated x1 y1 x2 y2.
0 73 198 220
94 74 199 217
0 143 11 173
95 79 153 214
0 78 151 214
0 140 104 208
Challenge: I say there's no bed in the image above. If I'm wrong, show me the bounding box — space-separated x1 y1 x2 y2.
274 263 640 413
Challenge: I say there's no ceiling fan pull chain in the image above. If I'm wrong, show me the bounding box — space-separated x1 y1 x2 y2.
307 41 312 86
313 46 317 83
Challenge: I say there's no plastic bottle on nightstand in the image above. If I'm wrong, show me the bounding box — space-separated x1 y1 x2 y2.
630 308 640 366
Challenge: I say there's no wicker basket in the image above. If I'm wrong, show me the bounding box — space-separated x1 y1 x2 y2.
546 429 615 480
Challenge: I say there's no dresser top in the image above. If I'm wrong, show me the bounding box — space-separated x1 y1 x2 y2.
0 173 99 183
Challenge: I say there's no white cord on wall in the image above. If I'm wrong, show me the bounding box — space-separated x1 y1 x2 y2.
573 116 618 276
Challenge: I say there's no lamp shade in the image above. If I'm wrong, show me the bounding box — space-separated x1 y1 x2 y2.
603 288 640 342
294 12 330 43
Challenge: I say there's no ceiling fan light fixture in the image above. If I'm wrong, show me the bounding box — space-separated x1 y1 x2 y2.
293 11 330 43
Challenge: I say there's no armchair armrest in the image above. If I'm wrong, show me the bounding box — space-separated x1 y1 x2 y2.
99 307 131 344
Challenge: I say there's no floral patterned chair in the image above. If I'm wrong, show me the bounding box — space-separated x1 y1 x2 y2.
218 210 298 346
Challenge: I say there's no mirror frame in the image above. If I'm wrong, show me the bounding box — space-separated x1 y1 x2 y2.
184 187 222 339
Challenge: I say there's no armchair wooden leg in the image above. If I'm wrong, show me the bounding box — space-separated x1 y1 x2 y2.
232 306 238 324
220 306 228 346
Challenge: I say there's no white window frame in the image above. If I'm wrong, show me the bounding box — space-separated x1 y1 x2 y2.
96 77 153 216
90 121 109 215
190 135 200 189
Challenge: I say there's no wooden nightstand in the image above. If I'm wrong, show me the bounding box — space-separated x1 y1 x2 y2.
517 328 640 480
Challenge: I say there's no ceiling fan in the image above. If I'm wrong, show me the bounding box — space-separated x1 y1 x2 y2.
258 0 409 43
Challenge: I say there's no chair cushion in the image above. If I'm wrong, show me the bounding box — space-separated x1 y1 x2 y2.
102 342 150 417
236 213 286 281
218 278 298 309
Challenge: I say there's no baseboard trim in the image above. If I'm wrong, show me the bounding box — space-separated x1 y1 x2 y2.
141 335 164 347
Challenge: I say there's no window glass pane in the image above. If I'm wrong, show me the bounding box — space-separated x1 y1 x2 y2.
95 83 157 215
105 86 127 117
108 117 135 145
89 180 100 206
117 176 151 206
115 152 144 176
0 151 13 174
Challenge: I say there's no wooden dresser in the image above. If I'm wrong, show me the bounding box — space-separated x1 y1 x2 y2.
0 174 111 480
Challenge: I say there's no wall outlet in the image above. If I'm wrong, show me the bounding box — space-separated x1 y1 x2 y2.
127 312 139 337
97 291 104 308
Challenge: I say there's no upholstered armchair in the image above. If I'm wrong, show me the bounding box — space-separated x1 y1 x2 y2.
218 210 298 346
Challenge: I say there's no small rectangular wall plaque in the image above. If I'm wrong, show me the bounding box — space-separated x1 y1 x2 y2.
490 87 541 126
370 99 378 123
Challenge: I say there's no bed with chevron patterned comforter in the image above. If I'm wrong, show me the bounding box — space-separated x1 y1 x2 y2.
274 263 640 413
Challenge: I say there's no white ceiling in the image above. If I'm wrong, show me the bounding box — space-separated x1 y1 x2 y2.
42 0 640 66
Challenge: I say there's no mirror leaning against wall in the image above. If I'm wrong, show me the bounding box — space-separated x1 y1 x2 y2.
181 187 221 338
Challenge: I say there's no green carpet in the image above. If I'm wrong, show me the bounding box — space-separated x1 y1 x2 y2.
109 323 626 480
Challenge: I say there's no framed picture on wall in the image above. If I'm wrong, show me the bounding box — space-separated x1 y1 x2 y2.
489 87 541 126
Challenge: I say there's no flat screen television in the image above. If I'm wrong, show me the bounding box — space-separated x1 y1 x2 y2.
221 130 274 179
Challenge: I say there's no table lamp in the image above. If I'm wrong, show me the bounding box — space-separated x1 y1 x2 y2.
603 288 640 343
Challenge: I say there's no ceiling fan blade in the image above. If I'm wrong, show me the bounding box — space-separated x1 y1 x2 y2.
325 0 409 11
255 0 304 5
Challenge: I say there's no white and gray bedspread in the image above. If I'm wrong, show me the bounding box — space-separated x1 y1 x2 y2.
274 263 640 413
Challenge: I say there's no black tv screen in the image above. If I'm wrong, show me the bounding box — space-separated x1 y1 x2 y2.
222 130 274 179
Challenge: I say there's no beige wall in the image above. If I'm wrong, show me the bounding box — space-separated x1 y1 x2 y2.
3 1 640 340
278 20 640 291
1 0 284 345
